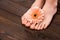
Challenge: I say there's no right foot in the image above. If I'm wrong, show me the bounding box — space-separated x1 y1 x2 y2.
21 0 44 28
34 0 58 30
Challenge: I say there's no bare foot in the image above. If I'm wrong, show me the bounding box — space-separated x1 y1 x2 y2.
35 0 58 30
21 0 44 27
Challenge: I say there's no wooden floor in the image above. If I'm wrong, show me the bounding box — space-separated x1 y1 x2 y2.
0 0 60 40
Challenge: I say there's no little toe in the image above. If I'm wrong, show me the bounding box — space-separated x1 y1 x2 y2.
43 23 48 29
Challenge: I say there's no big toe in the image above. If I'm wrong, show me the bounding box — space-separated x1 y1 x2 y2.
21 16 27 25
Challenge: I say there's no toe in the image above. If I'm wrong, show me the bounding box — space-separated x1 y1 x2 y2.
40 23 45 30
38 22 47 30
21 16 27 25
43 24 48 29
30 23 36 29
25 21 30 27
38 23 45 30
37 23 42 30
25 18 33 27
35 23 39 30
44 25 47 29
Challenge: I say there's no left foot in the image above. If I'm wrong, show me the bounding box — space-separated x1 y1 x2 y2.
34 0 57 30
21 0 44 27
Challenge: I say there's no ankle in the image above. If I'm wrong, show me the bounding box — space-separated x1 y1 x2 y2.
46 0 58 7
31 0 44 8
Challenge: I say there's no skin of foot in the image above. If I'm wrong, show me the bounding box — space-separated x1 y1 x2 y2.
21 0 44 27
21 0 57 30
21 7 44 27
34 0 58 30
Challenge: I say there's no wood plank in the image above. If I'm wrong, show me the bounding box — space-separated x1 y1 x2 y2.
0 16 35 40
0 0 28 16
0 9 21 25
10 0 34 8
